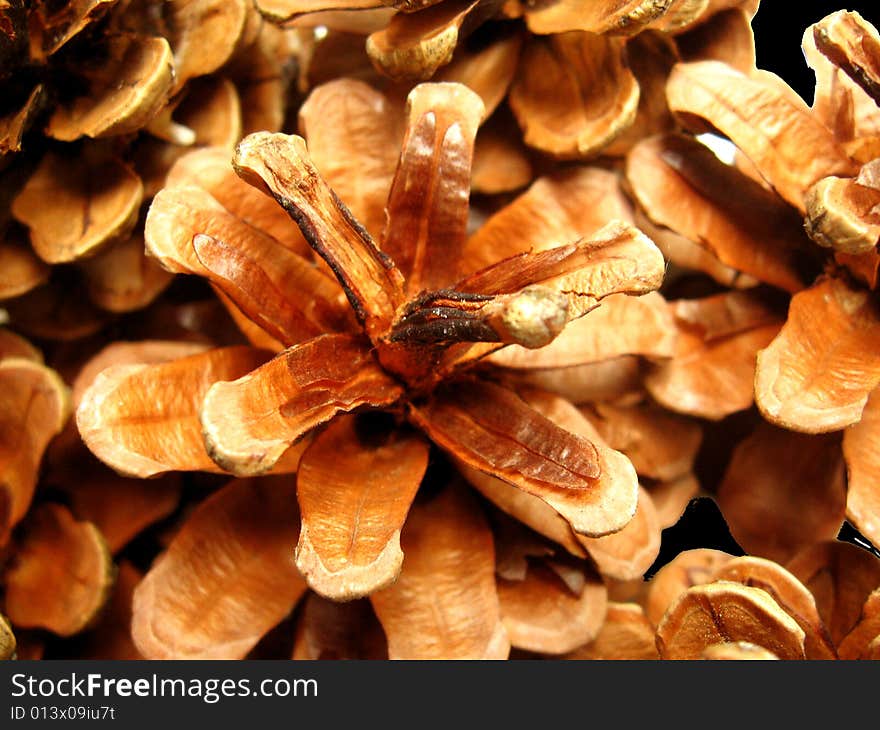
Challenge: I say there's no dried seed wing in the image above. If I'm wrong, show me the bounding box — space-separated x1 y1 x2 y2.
131 477 306 659
509 356 644 406
80 233 173 313
435 30 523 120
3 504 113 637
634 210 755 290
213 288 287 353
46 34 174 141
701 642 778 660
755 277 880 433
0 239 49 300
233 132 405 336
62 468 181 555
646 291 784 420
656 582 806 660
0 358 70 545
470 110 533 195
295 415 429 600
201 334 403 476
71 341 210 409
411 383 600 524
646 323 779 420
644 548 734 627
366 0 481 81
509 32 639 159
717 424 846 565
382 82 483 294
370 483 509 659
514 386 644 541
626 133 810 293
146 185 297 276
77 561 144 660
804 175 880 255
676 7 755 73
423 382 638 538
165 0 249 93
77 346 271 478
666 60 855 211
54 341 206 473
589 401 702 482
668 289 784 341
299 79 405 241
577 486 662 581
459 221 665 320
563 602 659 660
463 166 633 273
523 0 672 36
292 594 387 660
0 614 14 660
786 541 880 646
12 151 142 264
0 329 42 363
837 589 880 660
489 292 676 369
191 232 351 346
146 186 352 343
843 389 880 547
497 559 607 655
460 464 588 559
164 147 308 254
812 10 880 107
256 0 385 23
712 556 837 660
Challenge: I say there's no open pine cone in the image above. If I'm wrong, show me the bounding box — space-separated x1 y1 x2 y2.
70 80 670 659
2 1 879 662
1 0 300 339
620 9 880 563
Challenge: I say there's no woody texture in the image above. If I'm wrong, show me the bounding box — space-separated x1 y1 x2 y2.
0 0 878 660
